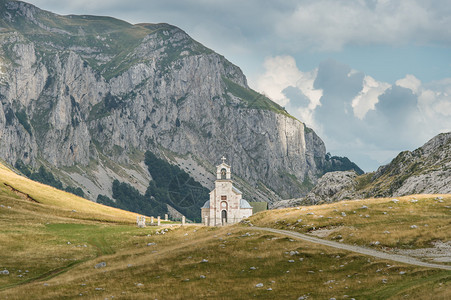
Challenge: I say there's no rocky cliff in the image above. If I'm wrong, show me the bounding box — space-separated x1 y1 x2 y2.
366 132 451 196
271 171 359 208
282 132 451 207
0 0 352 204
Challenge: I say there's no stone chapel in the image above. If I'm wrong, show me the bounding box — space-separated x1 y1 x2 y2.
201 157 253 226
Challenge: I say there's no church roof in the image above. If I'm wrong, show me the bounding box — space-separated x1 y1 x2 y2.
240 199 252 209
202 199 252 209
232 186 242 194
217 162 231 168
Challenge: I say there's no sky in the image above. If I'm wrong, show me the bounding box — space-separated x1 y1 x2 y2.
26 0 451 172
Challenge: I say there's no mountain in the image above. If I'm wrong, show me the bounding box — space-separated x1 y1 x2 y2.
364 132 451 197
284 132 451 206
0 1 360 213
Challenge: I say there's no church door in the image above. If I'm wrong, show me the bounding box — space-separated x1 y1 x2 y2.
221 210 227 225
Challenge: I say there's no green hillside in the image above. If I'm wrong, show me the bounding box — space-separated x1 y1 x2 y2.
0 162 449 299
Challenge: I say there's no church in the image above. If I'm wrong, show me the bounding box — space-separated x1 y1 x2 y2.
201 157 253 226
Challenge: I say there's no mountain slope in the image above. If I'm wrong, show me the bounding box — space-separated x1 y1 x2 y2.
366 132 451 197
0 160 139 222
290 132 451 205
250 195 451 265
0 0 358 209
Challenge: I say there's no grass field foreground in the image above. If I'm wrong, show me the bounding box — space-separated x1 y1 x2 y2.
1 225 449 299
0 162 450 299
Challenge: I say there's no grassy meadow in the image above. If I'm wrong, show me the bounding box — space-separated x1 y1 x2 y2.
250 195 451 255
0 162 450 299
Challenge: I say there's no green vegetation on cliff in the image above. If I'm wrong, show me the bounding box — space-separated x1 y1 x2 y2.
223 77 292 117
14 160 84 197
323 153 364 175
144 151 209 222
97 151 209 222
97 180 167 217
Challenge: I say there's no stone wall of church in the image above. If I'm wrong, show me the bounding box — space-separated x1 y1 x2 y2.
201 161 253 226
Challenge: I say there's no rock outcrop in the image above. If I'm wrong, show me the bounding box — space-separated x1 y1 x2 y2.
271 171 360 208
368 132 451 196
302 171 360 204
273 132 451 207
0 1 349 204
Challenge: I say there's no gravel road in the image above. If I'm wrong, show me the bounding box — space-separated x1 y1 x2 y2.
253 227 451 271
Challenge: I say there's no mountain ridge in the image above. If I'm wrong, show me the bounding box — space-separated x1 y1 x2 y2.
0 1 361 214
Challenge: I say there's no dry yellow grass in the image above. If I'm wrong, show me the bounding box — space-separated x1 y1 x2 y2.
1 226 449 299
0 162 139 223
0 161 157 291
250 195 451 258
0 162 450 299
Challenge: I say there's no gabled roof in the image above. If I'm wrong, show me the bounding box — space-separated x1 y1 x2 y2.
216 162 231 169
240 199 252 209
232 186 242 195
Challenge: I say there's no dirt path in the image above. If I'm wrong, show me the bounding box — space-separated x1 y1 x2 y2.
252 227 451 271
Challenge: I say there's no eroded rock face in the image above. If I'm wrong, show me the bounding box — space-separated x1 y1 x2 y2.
371 132 451 196
271 171 359 208
302 171 359 205
0 1 329 203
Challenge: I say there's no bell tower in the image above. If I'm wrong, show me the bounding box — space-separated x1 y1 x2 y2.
216 156 231 180
214 156 232 225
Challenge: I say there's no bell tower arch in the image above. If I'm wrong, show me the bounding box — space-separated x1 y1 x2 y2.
216 156 231 180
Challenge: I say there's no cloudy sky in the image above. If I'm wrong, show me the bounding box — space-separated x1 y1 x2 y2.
27 0 451 171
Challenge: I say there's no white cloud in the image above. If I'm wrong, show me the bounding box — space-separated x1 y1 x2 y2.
276 0 450 51
254 56 302 106
254 55 323 127
255 55 323 108
256 56 451 171
296 68 322 109
352 75 391 119
434 101 451 117
395 74 421 93
418 79 451 126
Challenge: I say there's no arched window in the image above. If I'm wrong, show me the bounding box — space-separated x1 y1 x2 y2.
220 168 227 179
221 210 227 225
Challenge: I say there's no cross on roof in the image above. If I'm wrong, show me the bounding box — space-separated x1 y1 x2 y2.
221 156 227 164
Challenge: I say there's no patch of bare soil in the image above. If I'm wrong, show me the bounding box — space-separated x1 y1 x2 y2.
393 241 451 263
307 226 344 238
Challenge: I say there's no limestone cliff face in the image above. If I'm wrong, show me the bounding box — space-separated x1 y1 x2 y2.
0 1 329 203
